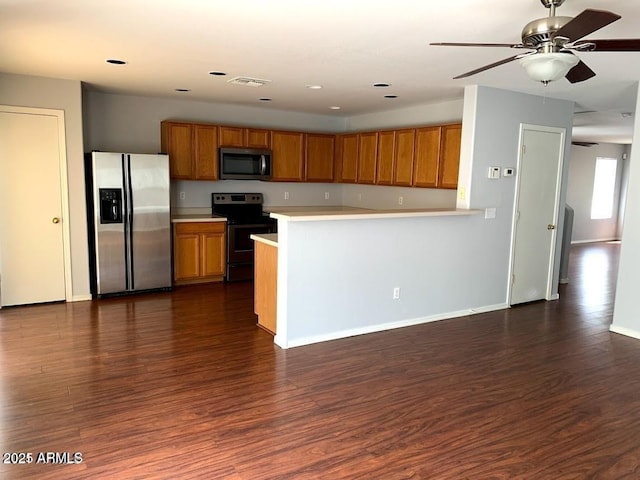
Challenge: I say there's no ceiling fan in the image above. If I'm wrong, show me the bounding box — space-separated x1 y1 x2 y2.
431 0 640 84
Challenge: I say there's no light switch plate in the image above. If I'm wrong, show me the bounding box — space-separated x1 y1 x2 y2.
488 167 501 179
485 207 496 219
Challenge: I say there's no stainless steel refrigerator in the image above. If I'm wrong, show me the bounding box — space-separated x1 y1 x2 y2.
86 152 171 297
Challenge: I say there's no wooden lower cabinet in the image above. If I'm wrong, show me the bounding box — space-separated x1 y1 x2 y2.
254 241 277 334
173 222 226 285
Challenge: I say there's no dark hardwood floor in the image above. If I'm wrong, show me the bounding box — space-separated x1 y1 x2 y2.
2 242 639 479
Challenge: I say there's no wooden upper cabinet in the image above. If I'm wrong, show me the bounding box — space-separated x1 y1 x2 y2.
337 134 358 183
357 132 378 184
393 129 416 186
271 130 305 181
376 130 396 186
219 126 271 148
161 121 193 179
218 126 244 147
439 124 462 189
305 133 335 182
194 124 219 180
413 126 442 188
246 128 270 148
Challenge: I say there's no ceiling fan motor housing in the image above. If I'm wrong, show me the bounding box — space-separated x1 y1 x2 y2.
522 16 572 48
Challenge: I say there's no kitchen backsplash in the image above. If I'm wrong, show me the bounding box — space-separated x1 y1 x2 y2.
170 179 456 215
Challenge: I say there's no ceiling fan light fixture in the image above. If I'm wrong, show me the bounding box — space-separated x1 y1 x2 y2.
519 52 579 83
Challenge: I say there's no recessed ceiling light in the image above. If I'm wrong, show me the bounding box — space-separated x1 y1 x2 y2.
329 106 341 110
175 88 190 92
259 98 272 101
306 85 323 90
208 71 227 76
106 59 126 65
373 83 391 87
384 95 398 99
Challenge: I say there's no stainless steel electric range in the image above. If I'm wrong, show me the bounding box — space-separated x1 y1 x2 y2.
211 193 277 282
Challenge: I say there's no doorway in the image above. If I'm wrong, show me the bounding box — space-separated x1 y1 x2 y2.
0 105 72 307
509 124 566 305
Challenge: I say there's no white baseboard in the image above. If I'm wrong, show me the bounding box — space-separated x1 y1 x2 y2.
609 324 640 340
281 303 510 349
70 294 92 302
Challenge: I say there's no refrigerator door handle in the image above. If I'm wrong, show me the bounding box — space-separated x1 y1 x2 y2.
123 154 135 291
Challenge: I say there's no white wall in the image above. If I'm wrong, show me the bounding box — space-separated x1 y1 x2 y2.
346 98 464 131
566 143 626 243
0 73 90 300
611 84 640 339
458 85 574 294
83 90 346 153
617 145 632 239
276 85 575 348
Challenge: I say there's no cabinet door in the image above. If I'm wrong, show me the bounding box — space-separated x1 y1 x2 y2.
439 124 462 189
337 134 358 183
271 130 305 181
219 126 245 147
413 126 441 188
173 231 201 281
246 128 271 148
357 132 378 184
305 133 335 182
202 230 225 277
393 129 415 186
376 130 395 185
161 122 193 179
194 125 219 180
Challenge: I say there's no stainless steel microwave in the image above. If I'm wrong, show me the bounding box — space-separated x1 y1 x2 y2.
219 147 272 180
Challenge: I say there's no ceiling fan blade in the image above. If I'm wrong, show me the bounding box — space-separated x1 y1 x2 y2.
430 42 526 48
574 39 640 52
565 60 596 84
453 53 533 79
572 141 599 147
554 9 621 42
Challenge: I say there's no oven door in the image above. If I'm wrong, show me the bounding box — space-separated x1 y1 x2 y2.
227 223 276 265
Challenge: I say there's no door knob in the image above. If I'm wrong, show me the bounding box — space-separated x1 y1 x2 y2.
547 224 556 230
52 217 60 224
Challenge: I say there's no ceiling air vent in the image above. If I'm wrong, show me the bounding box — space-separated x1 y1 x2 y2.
227 76 271 87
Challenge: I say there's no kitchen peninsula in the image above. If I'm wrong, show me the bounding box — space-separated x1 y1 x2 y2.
253 206 488 349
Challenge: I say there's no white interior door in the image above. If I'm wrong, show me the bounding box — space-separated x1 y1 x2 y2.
0 108 67 306
510 125 566 305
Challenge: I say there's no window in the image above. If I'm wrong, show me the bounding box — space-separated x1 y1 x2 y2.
590 157 617 220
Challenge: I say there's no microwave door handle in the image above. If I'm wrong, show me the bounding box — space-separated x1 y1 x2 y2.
261 155 266 176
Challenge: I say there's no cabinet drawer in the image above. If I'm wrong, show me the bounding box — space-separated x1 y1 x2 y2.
174 222 226 235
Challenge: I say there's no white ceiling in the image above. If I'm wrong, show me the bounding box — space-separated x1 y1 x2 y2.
1 0 638 143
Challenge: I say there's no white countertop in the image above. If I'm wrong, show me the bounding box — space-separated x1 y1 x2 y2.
171 214 227 223
251 233 278 247
268 208 483 222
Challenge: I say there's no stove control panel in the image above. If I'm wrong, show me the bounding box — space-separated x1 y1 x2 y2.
212 193 263 205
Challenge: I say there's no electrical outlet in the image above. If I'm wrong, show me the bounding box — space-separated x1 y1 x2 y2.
393 287 400 300
179 191 185 200
324 191 330 200
358 193 362 201
284 191 290 200
398 196 403 206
